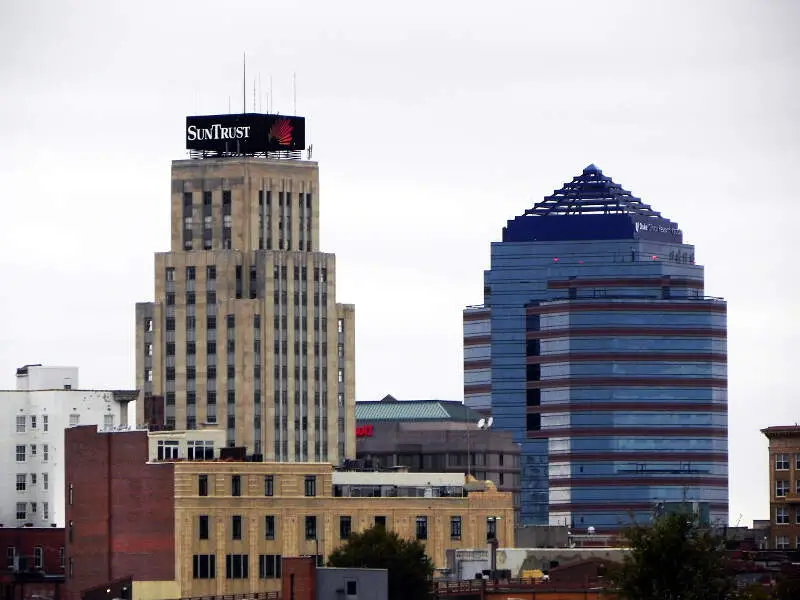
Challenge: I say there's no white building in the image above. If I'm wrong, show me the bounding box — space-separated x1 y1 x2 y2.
0 364 136 528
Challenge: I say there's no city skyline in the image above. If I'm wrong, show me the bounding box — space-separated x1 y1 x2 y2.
1 0 798 530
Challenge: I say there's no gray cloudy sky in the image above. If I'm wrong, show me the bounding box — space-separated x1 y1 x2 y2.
1 0 797 527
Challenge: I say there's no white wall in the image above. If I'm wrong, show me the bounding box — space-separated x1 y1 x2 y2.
0 380 126 528
15 366 79 391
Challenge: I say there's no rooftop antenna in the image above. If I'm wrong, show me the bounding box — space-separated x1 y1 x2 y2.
253 78 256 112
258 73 262 112
293 72 297 115
242 52 246 114
269 75 273 113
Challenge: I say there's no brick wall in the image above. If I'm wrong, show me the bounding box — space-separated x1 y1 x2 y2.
281 557 316 600
64 427 175 600
0 528 65 575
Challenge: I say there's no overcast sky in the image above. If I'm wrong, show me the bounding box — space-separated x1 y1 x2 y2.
1 0 797 527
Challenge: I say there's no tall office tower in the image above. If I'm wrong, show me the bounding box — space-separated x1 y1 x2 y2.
135 113 356 463
463 165 727 530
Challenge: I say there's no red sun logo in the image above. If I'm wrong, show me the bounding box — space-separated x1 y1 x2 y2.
268 118 294 146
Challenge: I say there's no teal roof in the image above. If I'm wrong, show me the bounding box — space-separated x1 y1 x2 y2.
356 395 479 423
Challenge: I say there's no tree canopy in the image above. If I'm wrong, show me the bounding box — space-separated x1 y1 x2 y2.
327 525 434 600
612 511 733 600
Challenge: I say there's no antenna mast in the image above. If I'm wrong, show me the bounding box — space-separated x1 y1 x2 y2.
242 52 246 113
293 72 297 115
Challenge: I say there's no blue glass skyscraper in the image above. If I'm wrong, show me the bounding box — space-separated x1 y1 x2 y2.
463 165 727 530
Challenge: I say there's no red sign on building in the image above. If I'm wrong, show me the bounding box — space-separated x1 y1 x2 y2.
355 425 374 438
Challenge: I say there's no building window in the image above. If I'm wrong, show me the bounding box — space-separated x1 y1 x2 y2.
487 517 499 541
188 440 214 460
340 516 352 539
264 475 274 496
16 445 25 462
58 547 64 568
16 474 26 491
416 516 428 540
199 474 209 497
30 444 37 458
777 506 790 524
232 475 242 497
450 516 462 540
776 454 790 470
305 516 317 540
199 515 210 540
776 536 790 550
7 547 16 569
192 554 216 579
30 415 37 430
43 444 49 462
16 416 25 433
346 580 357 596
258 554 282 579
157 440 179 460
69 414 80 426
16 502 26 520
232 516 243 540
34 546 43 568
777 480 789 497
265 515 276 540
225 554 248 579
43 502 49 521
43 473 49 490
375 516 386 528
304 476 317 497
43 415 48 432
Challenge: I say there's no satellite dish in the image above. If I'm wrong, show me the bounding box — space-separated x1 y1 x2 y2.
487 417 494 427
477 418 486 429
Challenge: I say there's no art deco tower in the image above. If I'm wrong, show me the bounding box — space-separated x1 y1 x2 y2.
135 126 355 463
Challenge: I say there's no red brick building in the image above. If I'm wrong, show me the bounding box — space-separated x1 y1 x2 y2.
64 426 175 600
0 527 66 600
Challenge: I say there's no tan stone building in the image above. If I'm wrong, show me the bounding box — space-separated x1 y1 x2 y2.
135 156 356 463
65 426 515 600
762 426 800 549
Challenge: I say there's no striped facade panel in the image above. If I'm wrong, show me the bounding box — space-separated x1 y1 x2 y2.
464 308 492 413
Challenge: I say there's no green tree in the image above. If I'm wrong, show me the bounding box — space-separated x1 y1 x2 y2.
327 525 434 600
611 511 734 600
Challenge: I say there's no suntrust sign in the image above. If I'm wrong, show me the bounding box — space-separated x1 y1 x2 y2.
186 113 306 155
187 123 252 141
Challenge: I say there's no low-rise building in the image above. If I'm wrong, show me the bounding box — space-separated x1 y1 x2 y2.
64 426 515 600
0 365 135 529
0 526 66 600
761 426 800 549
355 395 521 517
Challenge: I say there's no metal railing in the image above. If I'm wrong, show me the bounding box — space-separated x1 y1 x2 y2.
434 577 610 596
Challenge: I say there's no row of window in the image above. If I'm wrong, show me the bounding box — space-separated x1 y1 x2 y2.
15 501 49 521
15 415 50 433
16 472 50 491
775 480 800 497
7 546 64 569
775 536 800 550
196 513 496 543
774 506 800 524
167 265 328 284
774 454 800 470
197 474 315 497
192 553 284 580
16 444 50 462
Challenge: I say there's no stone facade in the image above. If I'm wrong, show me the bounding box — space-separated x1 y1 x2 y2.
135 157 356 464
762 426 800 549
